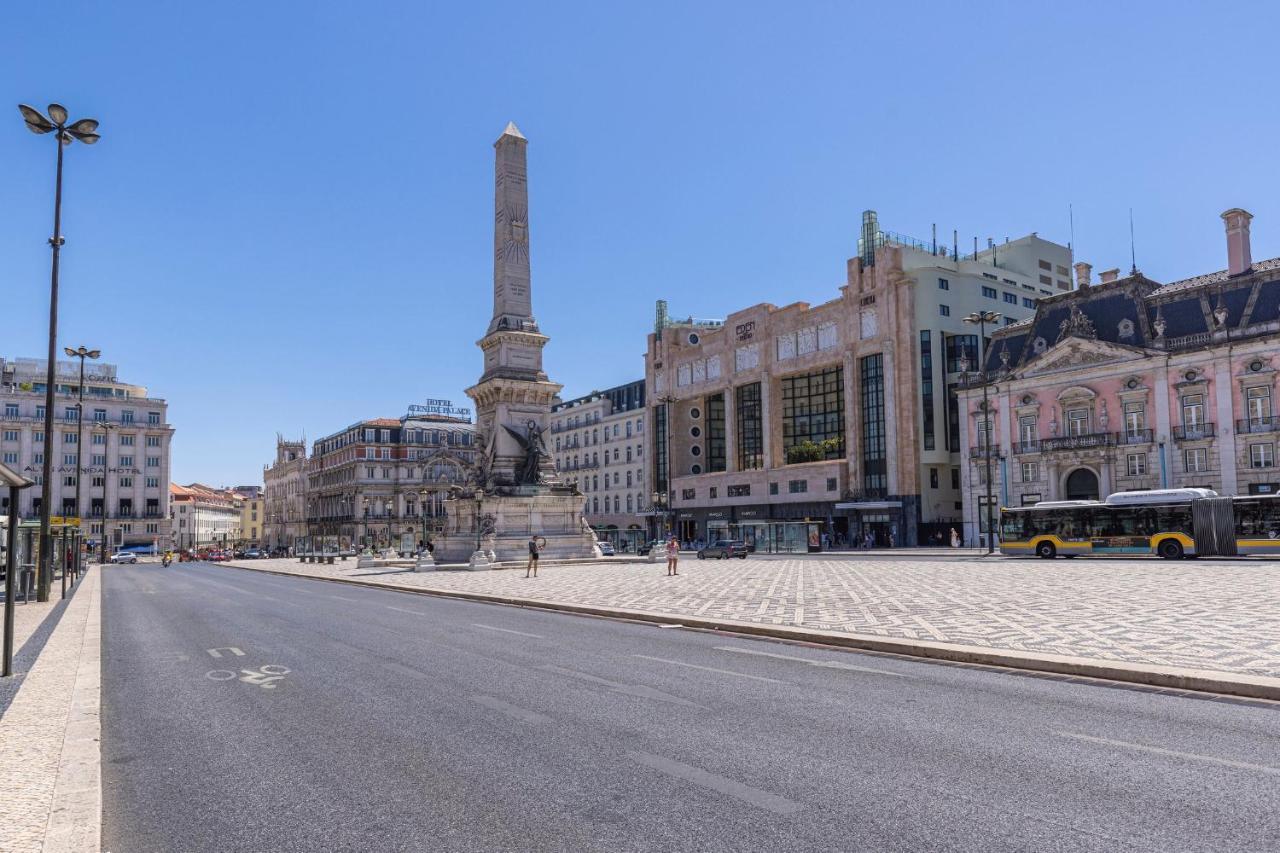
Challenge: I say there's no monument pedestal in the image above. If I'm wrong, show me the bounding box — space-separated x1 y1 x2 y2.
433 490 600 565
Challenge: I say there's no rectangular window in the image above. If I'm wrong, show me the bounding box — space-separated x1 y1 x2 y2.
4 404 17 418
826 477 838 492
93 409 106 422
119 455 133 467
981 286 997 299
1019 416 1037 446
1067 408 1090 437
945 334 979 374
768 482 778 495
121 410 134 424
735 382 764 471
706 392 726 473
681 488 695 500
63 454 77 465
146 477 159 488
1126 453 1146 476
708 487 717 499
951 468 960 490
1182 394 1205 428
781 367 845 463
64 432 78 444
148 411 161 424
1039 260 1052 271
1250 443 1274 468
920 331 935 451
788 479 808 494
929 468 939 489
939 304 950 317
146 456 159 467
1002 292 1017 304
2 452 16 464
1123 402 1146 436
120 477 133 488
860 354 886 494
91 454 105 466
146 435 161 447
727 485 750 497
946 383 960 453
64 407 78 420
938 277 949 290
120 434 135 446
64 476 77 487
1039 274 1052 285
1021 461 1038 482
1022 297 1036 308
91 433 104 445
2 430 16 441
1247 387 1272 422
1185 448 1208 473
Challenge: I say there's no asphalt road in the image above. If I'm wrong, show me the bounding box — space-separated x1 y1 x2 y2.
101 562 1280 852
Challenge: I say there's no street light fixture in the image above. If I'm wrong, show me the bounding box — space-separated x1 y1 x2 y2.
963 310 1001 554
18 103 100 602
62 345 99 596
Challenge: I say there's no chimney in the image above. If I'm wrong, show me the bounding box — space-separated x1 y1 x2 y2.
1074 261 1092 288
1222 208 1253 276
1099 268 1120 284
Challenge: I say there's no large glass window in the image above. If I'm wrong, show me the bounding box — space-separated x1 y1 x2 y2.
706 393 726 473
654 403 669 493
1182 394 1205 427
1067 408 1090 436
1123 401 1146 437
735 383 763 470
946 383 960 453
781 367 845 463
1019 415 1037 445
945 334 979 374
1247 386 1272 422
920 331 935 451
860 355 886 493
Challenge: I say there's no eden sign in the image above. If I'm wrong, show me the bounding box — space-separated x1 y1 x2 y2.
409 399 472 418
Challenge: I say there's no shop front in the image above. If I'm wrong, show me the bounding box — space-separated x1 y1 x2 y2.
834 499 906 547
702 505 832 554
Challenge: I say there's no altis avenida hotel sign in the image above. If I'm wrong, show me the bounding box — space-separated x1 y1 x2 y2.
408 399 472 420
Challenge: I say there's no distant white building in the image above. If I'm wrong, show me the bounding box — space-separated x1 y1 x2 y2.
170 483 239 549
0 356 174 549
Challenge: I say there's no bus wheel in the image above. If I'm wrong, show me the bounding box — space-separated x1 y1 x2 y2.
1157 539 1185 560
1035 541 1057 559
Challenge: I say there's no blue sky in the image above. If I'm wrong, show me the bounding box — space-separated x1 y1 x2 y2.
4 1 1278 486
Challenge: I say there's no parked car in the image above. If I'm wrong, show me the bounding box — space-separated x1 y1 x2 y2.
244 548 263 559
636 540 664 556
598 542 616 556
109 551 138 564
697 539 748 560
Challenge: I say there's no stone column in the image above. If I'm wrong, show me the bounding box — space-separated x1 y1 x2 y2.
882 345 900 494
1214 357 1238 493
724 387 737 473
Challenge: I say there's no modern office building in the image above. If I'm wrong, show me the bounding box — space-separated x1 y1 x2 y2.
959 208 1280 541
551 379 647 550
0 357 174 550
644 211 1073 549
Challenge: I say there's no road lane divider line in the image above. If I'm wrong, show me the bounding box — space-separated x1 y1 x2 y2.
472 623 543 639
327 595 358 602
539 665 709 710
715 645 914 678
1055 731 1280 775
631 654 789 684
627 751 803 815
470 695 552 725
385 605 428 616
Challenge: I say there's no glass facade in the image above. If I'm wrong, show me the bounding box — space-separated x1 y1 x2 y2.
780 367 844 462
735 382 764 470
920 331 935 451
945 334 979 374
706 392 726 473
860 354 886 493
654 403 669 493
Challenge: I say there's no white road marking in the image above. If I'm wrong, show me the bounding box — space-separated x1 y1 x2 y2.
540 665 709 709
715 645 914 678
328 595 358 602
206 647 245 659
238 666 289 689
472 623 543 639
470 695 552 725
205 670 237 681
631 654 788 684
628 751 803 815
385 606 427 616
1056 732 1280 775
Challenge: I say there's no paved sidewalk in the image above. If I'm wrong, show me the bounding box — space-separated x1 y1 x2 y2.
225 555 1280 681
0 568 102 853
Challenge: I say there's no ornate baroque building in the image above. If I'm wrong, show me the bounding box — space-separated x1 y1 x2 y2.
263 437 307 551
959 208 1280 541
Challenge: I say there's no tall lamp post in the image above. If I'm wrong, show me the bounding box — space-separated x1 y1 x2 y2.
18 103 100 602
93 421 116 564
962 310 1001 554
63 345 99 594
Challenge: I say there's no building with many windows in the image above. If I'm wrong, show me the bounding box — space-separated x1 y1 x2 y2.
550 380 647 550
305 413 479 552
645 211 1073 549
263 436 307 552
0 357 174 550
169 483 239 549
960 208 1280 541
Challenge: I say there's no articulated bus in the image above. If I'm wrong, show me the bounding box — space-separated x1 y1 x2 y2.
999 488 1280 559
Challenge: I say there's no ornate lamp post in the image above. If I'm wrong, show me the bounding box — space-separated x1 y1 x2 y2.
18 103 100 601
963 310 1001 554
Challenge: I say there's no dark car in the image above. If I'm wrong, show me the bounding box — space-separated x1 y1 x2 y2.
697 539 748 559
598 542 616 556
244 548 263 559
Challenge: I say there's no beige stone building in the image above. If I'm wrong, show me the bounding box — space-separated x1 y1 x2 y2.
263 437 307 552
551 380 647 550
645 211 1072 550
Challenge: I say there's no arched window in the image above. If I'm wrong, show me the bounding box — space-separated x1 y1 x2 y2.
614 496 620 513
592 497 599 513
626 494 633 512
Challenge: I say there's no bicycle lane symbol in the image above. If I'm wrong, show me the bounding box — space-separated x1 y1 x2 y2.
205 664 291 689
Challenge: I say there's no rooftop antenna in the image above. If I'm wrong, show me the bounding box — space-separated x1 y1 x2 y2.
1129 208 1138 275
953 229 958 261
931 223 937 255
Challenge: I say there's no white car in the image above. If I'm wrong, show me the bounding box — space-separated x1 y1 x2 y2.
109 552 138 564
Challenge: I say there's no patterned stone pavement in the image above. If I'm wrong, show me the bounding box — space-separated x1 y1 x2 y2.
227 555 1280 678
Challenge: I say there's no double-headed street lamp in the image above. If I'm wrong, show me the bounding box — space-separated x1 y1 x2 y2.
63 345 99 595
19 103 100 602
962 310 1001 554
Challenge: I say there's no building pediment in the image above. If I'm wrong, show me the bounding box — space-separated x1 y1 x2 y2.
1016 337 1150 379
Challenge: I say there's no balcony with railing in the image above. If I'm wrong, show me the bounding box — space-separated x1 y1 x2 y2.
1117 429 1155 446
1041 432 1116 452
1172 423 1216 441
1012 441 1041 455
968 445 1002 459
1237 416 1280 435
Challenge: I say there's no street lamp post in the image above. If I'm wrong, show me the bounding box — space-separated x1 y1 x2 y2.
19 103 100 601
963 310 1001 554
93 421 116 564
63 345 99 594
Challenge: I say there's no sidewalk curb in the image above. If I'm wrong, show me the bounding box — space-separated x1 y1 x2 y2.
220 562 1280 703
43 568 102 853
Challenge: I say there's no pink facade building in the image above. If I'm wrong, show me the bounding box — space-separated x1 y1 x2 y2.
959 209 1280 543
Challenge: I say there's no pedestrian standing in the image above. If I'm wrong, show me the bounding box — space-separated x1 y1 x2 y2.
950 527 961 548
665 534 679 576
526 534 541 578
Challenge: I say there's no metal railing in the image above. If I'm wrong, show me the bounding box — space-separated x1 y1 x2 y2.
1237 416 1280 434
1172 423 1216 440
1041 432 1116 452
1117 429 1154 445
1012 441 1041 455
969 445 1002 459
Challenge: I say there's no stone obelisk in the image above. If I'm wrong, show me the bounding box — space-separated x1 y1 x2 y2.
433 123 599 567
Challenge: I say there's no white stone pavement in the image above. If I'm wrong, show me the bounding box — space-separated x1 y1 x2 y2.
0 568 101 853
227 555 1280 679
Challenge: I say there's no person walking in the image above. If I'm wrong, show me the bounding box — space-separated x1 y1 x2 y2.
665 534 679 576
526 534 541 578
950 527 961 548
